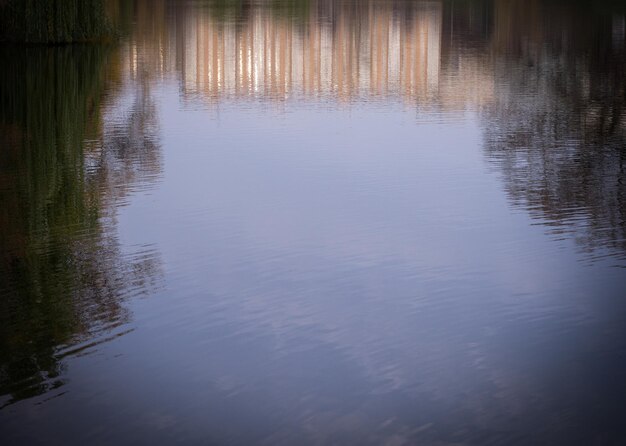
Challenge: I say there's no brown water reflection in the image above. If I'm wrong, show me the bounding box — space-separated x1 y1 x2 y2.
129 0 481 104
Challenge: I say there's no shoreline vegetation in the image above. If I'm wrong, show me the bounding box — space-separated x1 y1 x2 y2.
0 0 118 44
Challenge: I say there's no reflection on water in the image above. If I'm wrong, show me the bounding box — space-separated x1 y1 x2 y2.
180 1 443 101
126 0 625 261
485 0 626 263
1 0 626 444
134 0 469 103
0 44 162 407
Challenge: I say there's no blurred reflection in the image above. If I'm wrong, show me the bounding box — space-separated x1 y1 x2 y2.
180 1 442 101
0 43 163 406
125 0 449 102
121 0 625 262
484 0 626 262
1 0 625 426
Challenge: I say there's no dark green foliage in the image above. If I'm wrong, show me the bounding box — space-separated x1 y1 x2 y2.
0 0 113 43
270 0 310 21
0 44 109 405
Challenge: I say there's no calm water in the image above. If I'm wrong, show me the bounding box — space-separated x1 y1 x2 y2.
1 1 626 444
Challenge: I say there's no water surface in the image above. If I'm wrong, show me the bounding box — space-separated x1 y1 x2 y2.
1 1 626 444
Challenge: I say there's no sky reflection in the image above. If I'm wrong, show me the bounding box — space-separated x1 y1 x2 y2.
1 1 626 444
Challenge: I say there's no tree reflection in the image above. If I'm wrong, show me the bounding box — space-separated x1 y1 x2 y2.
0 43 162 407
122 0 626 263
483 0 626 262
2 0 625 412
159 0 625 263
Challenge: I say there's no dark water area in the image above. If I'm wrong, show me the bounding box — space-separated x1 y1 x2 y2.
1 1 625 444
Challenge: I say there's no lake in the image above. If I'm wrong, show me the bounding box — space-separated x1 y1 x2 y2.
1 1 626 444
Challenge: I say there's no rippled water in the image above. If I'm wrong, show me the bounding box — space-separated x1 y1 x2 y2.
1 1 626 444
